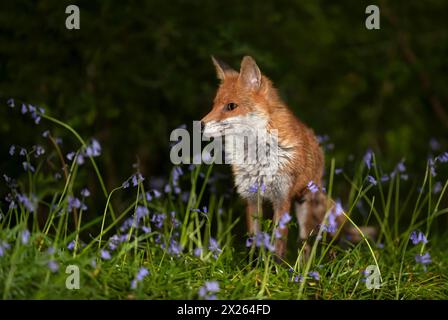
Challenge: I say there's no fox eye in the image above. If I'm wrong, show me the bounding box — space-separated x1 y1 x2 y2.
225 102 238 111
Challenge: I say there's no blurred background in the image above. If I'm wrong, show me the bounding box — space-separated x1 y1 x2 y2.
0 0 447 215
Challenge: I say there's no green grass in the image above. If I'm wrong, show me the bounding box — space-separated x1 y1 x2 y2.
1 110 447 300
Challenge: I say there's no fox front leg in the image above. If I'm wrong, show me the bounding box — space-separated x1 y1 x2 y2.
246 200 261 235
273 200 291 259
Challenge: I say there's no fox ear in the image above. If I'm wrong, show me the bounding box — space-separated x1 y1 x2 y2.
238 56 261 90
211 56 235 81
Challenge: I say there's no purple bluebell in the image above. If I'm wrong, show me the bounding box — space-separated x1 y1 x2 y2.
19 148 26 156
16 194 36 212
168 239 183 256
335 168 343 175
48 260 59 273
208 238 222 259
22 161 35 173
9 145 15 156
380 175 390 183
42 130 50 138
67 196 82 212
436 152 448 163
307 181 319 193
410 231 428 245
367 175 377 186
34 145 45 157
198 281 220 300
85 139 101 157
81 188 90 197
429 158 437 177
194 247 203 257
153 189 161 198
21 229 30 245
141 226 151 234
433 182 442 194
415 252 431 268
7 98 14 108
66 152 75 161
145 192 152 202
67 240 76 251
151 213 166 229
278 213 291 229
308 271 320 281
100 249 111 260
363 149 374 169
136 206 149 220
21 104 28 114
164 184 171 193
0 241 11 257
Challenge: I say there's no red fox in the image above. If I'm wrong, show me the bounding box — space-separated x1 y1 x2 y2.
201 56 375 258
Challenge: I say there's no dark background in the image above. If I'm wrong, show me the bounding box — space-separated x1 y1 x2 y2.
0 1 447 212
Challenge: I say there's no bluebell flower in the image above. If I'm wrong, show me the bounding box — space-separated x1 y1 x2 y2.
136 206 149 220
164 184 171 193
208 238 222 259
122 180 130 189
194 247 203 257
21 229 30 245
168 239 183 256
9 145 15 156
145 192 152 202
198 281 220 300
48 260 59 273
410 231 428 245
252 232 275 252
16 194 36 212
34 145 45 157
367 175 377 186
85 139 101 157
278 213 291 229
0 241 11 257
415 252 431 269
151 213 166 229
334 200 344 216
100 250 111 260
81 188 90 197
19 148 26 156
21 104 28 114
380 175 390 183
307 181 319 193
22 161 35 173
429 158 437 177
42 130 50 138
308 271 320 281
67 240 76 251
67 196 82 213
7 98 14 108
436 152 448 163
335 168 343 175
293 275 304 283
433 182 442 194
153 189 161 198
141 226 151 234
130 267 150 288
66 152 75 161
363 149 374 169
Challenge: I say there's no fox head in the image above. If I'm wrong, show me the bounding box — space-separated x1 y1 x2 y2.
201 56 276 138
